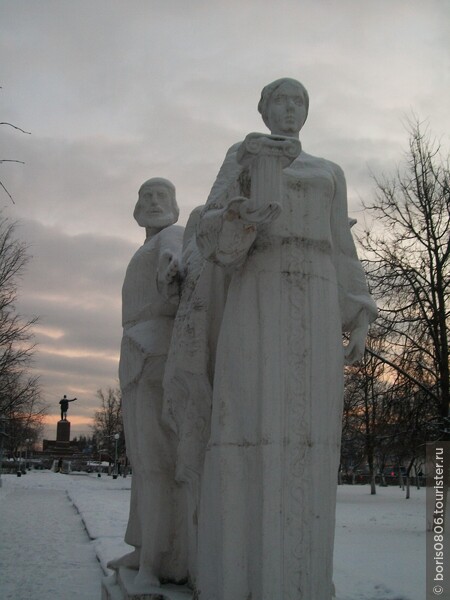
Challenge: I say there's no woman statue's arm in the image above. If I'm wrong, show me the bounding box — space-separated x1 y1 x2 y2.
330 163 377 364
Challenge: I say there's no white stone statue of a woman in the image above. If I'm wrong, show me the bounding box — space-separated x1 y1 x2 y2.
108 178 187 588
195 78 378 600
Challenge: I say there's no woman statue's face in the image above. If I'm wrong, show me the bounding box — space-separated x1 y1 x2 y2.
266 81 307 137
134 184 176 228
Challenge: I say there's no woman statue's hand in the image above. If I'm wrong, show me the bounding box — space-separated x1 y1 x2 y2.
240 201 282 225
225 196 281 226
344 311 369 365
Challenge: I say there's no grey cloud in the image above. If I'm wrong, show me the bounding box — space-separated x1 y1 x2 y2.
16 220 131 298
38 352 118 384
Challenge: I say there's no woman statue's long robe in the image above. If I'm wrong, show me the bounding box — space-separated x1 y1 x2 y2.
195 143 377 600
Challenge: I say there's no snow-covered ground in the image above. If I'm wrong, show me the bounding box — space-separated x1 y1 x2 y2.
0 470 424 599
334 485 424 600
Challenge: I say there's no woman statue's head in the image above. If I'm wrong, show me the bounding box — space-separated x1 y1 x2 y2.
134 177 179 229
258 77 309 137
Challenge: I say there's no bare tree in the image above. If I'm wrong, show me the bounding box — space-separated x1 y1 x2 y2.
342 327 432 497
343 327 395 494
0 214 44 454
91 387 125 464
2 392 45 457
1 86 31 203
359 119 449 439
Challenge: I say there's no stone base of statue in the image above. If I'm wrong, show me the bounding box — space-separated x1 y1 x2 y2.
57 419 70 442
101 568 193 600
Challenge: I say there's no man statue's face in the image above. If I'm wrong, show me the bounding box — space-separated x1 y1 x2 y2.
266 81 307 137
134 184 176 228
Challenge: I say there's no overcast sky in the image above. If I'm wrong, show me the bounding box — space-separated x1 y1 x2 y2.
1 0 449 439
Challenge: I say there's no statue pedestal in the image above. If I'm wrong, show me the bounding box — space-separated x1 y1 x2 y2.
56 419 70 442
102 568 192 600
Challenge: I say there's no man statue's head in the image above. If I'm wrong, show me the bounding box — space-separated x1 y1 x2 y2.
133 177 179 229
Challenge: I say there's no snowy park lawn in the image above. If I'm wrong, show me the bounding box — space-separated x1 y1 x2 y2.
334 484 424 600
0 471 424 600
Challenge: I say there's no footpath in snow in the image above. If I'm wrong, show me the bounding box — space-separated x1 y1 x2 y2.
0 473 103 600
0 470 425 600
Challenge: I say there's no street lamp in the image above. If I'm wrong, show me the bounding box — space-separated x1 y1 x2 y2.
113 433 120 480
25 439 30 470
18 442 26 476
97 447 105 477
0 419 9 488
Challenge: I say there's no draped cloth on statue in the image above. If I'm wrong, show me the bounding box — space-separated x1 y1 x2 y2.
195 148 377 600
162 209 231 583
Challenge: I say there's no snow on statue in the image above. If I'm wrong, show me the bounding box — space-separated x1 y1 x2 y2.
194 78 378 600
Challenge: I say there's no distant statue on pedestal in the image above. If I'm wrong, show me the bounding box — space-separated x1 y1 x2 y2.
59 395 76 421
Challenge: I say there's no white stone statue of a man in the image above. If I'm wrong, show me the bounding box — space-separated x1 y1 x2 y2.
108 178 187 588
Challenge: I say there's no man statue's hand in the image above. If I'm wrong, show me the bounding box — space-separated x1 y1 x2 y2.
157 251 181 304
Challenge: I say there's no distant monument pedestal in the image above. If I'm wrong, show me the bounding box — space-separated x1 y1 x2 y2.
102 568 192 600
42 419 79 455
57 419 71 442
